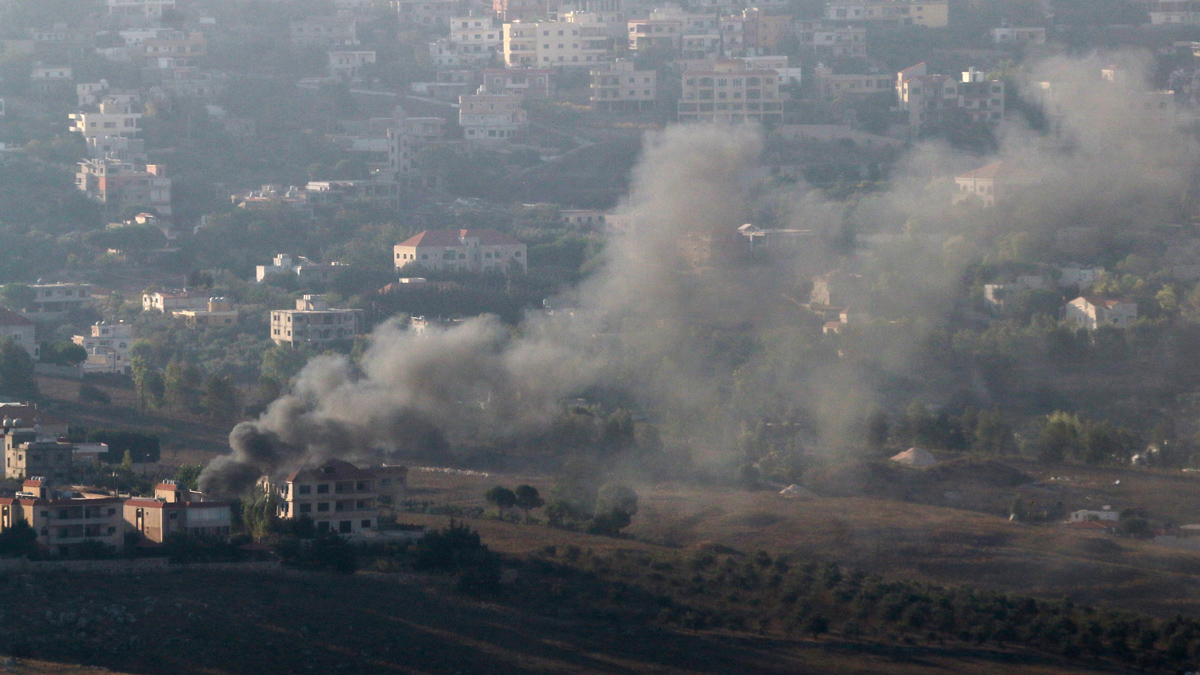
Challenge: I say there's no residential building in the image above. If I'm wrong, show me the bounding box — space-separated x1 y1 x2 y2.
256 254 349 283
270 296 361 346
1065 296 1137 330
459 88 528 142
26 283 95 315
897 63 1004 129
812 64 891 98
328 50 376 78
5 429 74 482
290 17 359 46
627 18 683 52
72 321 135 375
394 229 528 273
1 480 125 557
86 136 147 163
560 209 607 227
1058 265 1105 288
124 481 231 543
395 0 462 25
482 68 555 98
991 25 1046 45
1148 1 1200 24
503 20 610 67
1069 507 1119 522
590 59 656 110
450 15 503 59
143 290 207 313
794 21 866 56
68 103 142 139
75 160 171 215
492 0 544 23
172 297 238 328
0 406 68 439
143 31 206 67
0 308 35 358
107 0 176 18
678 58 783 124
30 65 73 93
825 0 948 27
273 459 407 534
953 161 1036 207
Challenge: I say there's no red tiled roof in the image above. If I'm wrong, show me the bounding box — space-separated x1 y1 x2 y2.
0 307 33 327
398 229 523 248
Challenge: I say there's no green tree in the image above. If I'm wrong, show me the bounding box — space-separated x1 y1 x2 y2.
485 485 517 517
803 614 830 639
0 337 36 399
0 283 34 312
514 484 544 521
0 519 37 557
130 356 163 413
163 360 202 413
39 341 87 366
175 464 203 491
201 374 239 422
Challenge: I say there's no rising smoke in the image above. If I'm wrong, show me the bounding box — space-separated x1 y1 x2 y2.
199 52 1200 496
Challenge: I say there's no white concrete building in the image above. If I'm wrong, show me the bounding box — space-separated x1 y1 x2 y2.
459 88 527 142
590 59 656 111
327 50 376 78
270 296 361 346
143 290 208 313
503 20 610 67
451 15 502 60
72 321 134 374
26 284 95 316
0 309 36 358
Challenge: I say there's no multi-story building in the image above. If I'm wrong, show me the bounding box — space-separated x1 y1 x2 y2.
896 63 1004 129
952 161 1036 207
0 308 36 358
812 65 892 98
172 298 238 328
256 254 348 283
5 431 74 483
125 481 231 543
1 480 125 557
492 0 544 23
627 18 683 51
451 15 503 59
144 31 206 67
270 296 361 347
87 136 148 163
395 0 462 25
395 229 528 273
72 321 135 375
107 0 176 18
1065 296 1138 330
482 68 555 98
991 25 1046 44
590 59 656 110
824 0 948 27
327 50 377 78
26 283 95 316
290 17 359 46
503 19 610 66
794 21 866 56
459 88 528 142
678 58 783 124
272 459 406 534
75 160 172 215
1147 1 1200 24
68 103 142 139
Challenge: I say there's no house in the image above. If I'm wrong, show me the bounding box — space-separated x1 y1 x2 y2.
450 15 502 60
458 88 527 142
24 283 96 316
172 297 238 328
678 59 783 124
394 229 527 273
590 59 656 111
272 459 407 535
256 254 348 283
953 161 1037 207
0 308 36 358
327 50 376 78
897 63 1005 130
1065 296 1138 330
124 481 231 543
72 321 135 374
270 296 361 347
75 160 171 215
0 480 125 557
143 289 207 313
482 68 555 99
5 428 74 482
811 65 893 98
1069 507 1119 522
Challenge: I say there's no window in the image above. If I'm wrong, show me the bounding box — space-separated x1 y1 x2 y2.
362 520 372 528
299 484 311 494
317 503 330 512
317 484 329 494
299 503 312 513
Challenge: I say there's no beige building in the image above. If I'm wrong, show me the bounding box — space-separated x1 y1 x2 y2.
1 480 125 557
678 59 783 124
5 429 74 483
75 160 172 215
395 229 527 273
953 161 1036 207
73 320 135 375
68 103 141 139
459 88 527 142
290 17 359 46
590 59 656 111
26 283 95 315
795 21 866 56
482 68 555 99
825 0 948 27
503 20 610 67
451 15 502 59
812 65 892 98
897 63 1004 129
0 308 36 358
107 0 176 18
143 289 207 312
125 481 231 543
1065 296 1137 330
172 297 238 328
270 296 361 346
274 459 407 534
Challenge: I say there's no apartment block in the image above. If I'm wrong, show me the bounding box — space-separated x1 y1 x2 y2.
678 58 783 124
503 20 610 67
482 68 555 98
451 15 502 59
590 59 656 111
459 88 528 141
75 160 171 215
2 480 125 557
274 459 407 534
125 481 231 543
825 0 948 27
27 283 95 315
270 296 361 346
896 63 1003 129
794 21 866 56
290 16 359 46
72 320 135 375
68 102 141 139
